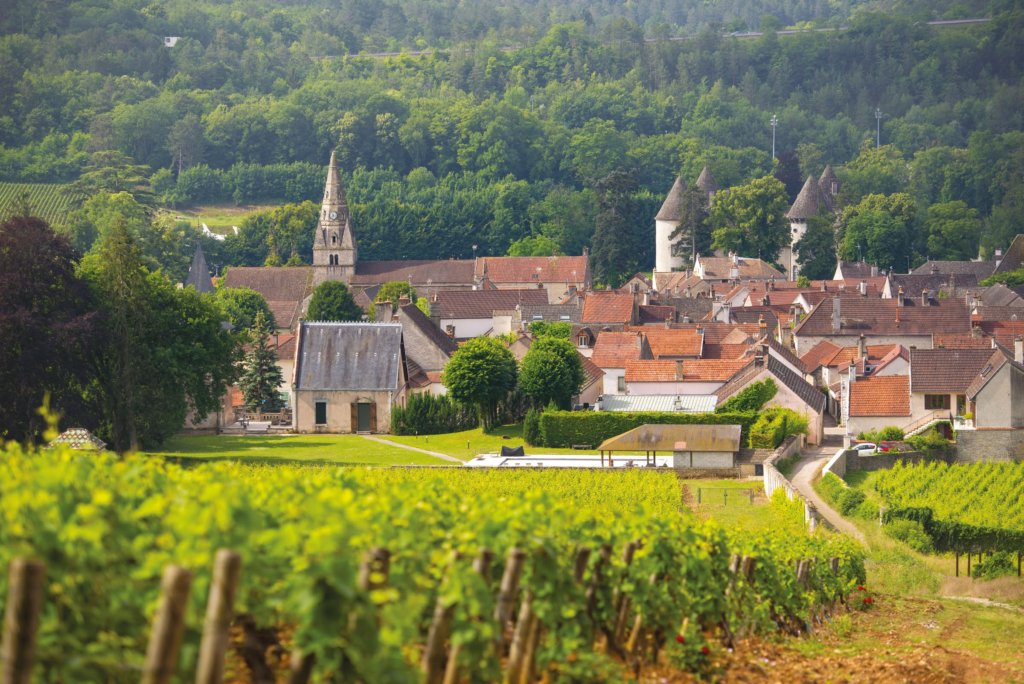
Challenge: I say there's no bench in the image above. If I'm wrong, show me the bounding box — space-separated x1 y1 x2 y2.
571 444 593 450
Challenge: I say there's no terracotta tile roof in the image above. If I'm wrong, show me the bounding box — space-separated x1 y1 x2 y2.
835 261 877 279
977 320 1024 349
591 331 648 368
520 303 583 323
582 292 634 324
713 360 760 401
932 332 992 349
624 358 749 382
653 272 711 294
800 340 843 371
476 256 588 284
820 344 901 369
909 348 996 393
975 284 1024 308
871 345 910 374
701 343 752 360
352 259 475 287
794 295 971 337
436 289 547 320
222 266 313 330
890 273 978 297
696 256 784 281
642 329 704 358
849 375 911 417
627 322 761 345
972 305 1024 322
274 333 297 362
637 304 677 325
579 354 604 387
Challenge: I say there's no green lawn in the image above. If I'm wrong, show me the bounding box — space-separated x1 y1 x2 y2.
680 479 781 532
154 433 452 466
384 424 595 461
162 204 276 235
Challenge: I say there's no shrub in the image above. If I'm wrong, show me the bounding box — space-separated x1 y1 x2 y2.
837 489 866 516
748 408 808 448
717 379 777 413
857 426 905 442
537 410 756 449
818 473 876 520
906 425 952 457
390 393 478 435
523 407 541 446
971 551 1017 580
884 518 934 553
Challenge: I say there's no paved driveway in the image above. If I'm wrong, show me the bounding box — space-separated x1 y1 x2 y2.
789 437 866 543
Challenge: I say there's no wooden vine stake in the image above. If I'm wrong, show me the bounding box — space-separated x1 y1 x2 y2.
443 549 493 684
503 590 534 684
141 565 193 684
612 541 640 647
494 547 526 657
195 550 242 684
2 559 45 684
422 552 462 684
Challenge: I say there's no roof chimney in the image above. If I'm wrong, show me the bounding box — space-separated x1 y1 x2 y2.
1016 336 1023 365
972 323 981 339
897 286 904 306
758 314 768 335
696 324 704 338
858 333 866 360
445 324 456 339
375 300 393 322
922 289 929 306
664 315 672 329
930 263 939 275
849 360 857 382
831 297 841 333
859 280 867 296
675 359 684 381
636 332 644 350
871 265 878 277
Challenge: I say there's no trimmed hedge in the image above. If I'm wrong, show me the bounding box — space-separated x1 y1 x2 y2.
537 410 757 449
748 408 808 448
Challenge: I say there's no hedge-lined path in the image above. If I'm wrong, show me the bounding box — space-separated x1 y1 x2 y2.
360 434 463 463
791 442 866 543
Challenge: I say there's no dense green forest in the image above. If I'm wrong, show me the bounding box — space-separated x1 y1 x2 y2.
1 0 1022 283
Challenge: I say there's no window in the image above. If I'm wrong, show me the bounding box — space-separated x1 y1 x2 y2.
924 394 950 410
617 376 626 393
578 336 588 347
315 400 328 425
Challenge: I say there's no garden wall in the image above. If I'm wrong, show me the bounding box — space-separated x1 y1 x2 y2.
955 429 1024 463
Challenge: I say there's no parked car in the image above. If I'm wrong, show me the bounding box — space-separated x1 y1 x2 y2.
852 442 878 454
877 441 894 452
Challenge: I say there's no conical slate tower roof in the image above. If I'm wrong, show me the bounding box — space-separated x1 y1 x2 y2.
656 176 687 221
695 165 719 195
184 242 215 294
818 164 839 199
786 175 830 220
314 150 356 252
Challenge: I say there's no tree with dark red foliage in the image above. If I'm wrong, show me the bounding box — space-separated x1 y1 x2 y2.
0 215 102 442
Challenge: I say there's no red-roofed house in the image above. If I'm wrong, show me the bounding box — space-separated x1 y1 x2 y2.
846 375 911 435
591 331 652 394
624 358 750 395
582 291 636 326
475 255 589 303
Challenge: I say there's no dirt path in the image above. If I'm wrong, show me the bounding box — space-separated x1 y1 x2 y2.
359 434 463 463
789 443 866 543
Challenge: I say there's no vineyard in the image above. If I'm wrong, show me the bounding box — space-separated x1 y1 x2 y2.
0 445 864 682
0 182 77 227
873 461 1024 555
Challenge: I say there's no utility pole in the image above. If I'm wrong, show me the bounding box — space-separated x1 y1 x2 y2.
875 108 883 147
770 114 778 159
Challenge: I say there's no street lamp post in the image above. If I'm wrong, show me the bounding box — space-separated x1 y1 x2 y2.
875 108 883 147
770 114 778 159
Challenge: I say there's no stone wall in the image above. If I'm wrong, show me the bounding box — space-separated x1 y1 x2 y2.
761 434 819 530
955 429 1024 462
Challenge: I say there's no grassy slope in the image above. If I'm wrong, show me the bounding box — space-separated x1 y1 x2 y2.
154 433 451 466
162 204 275 235
384 424 588 461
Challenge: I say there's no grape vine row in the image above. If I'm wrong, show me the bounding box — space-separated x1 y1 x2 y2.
0 182 77 227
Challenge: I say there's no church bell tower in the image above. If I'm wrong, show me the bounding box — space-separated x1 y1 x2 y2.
313 150 357 286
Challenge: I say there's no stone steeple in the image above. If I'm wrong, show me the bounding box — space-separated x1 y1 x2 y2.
313 150 357 286
184 242 215 294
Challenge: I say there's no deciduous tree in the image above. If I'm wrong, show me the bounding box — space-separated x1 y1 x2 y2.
442 337 517 431
306 280 363 321
518 337 585 410
709 175 789 262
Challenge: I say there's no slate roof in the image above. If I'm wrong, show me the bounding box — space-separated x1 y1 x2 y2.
991 234 1024 275
697 256 784 281
834 261 877 279
294 322 404 391
965 348 1024 399
656 176 687 221
624 358 748 382
890 273 978 297
184 243 215 294
695 165 719 195
911 260 997 280
642 328 704 358
765 337 808 374
351 260 475 287
521 303 582 323
637 304 677 325
909 348 995 393
592 331 649 368
849 375 911 417
787 175 832 220
582 292 634 324
475 256 588 284
397 301 458 356
767 357 827 413
222 266 313 330
972 305 1024 322
793 295 971 337
436 289 547 320
975 284 1024 308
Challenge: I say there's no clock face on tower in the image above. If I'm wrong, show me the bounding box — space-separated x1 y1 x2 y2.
329 210 338 220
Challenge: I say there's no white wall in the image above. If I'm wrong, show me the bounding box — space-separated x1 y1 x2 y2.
655 218 684 273
795 333 931 356
602 368 625 395
440 317 492 339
